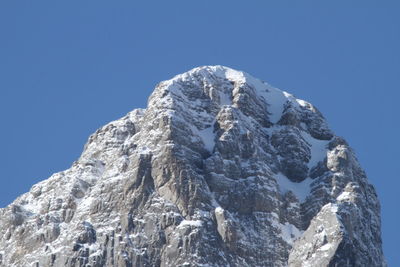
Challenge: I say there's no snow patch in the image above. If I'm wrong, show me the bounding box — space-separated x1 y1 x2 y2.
319 243 333 251
328 203 339 213
138 146 152 155
261 88 289 123
279 222 302 245
272 220 303 245
178 220 203 228
337 191 352 201
198 126 215 152
301 131 329 168
296 99 309 107
215 206 224 215
274 172 312 202
224 67 246 84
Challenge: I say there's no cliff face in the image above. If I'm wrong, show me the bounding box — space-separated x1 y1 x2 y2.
0 66 385 267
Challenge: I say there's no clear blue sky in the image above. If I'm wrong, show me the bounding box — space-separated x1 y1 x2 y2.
0 1 398 265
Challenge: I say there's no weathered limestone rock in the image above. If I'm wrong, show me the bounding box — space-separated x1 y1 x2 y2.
0 66 385 266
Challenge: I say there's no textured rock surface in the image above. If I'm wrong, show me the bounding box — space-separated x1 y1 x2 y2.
0 66 385 266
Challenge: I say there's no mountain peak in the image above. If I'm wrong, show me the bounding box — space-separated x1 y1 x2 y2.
0 67 385 267
152 66 308 125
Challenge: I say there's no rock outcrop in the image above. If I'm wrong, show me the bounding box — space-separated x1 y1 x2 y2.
0 66 385 266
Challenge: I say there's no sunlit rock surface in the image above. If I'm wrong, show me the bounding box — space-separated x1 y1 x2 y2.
0 66 385 266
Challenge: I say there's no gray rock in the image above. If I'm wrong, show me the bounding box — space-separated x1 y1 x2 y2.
0 66 385 267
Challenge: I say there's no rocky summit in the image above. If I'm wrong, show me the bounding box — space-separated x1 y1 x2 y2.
0 66 385 267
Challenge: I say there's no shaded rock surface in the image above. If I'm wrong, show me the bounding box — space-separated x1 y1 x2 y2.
0 66 385 266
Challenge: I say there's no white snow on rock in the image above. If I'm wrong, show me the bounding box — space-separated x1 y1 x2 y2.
274 172 313 202
210 65 291 123
197 126 215 152
215 206 224 215
278 222 303 245
0 66 384 267
167 65 304 124
337 191 353 202
301 131 330 168
178 220 203 228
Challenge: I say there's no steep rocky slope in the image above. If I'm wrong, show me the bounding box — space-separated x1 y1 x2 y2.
0 66 385 266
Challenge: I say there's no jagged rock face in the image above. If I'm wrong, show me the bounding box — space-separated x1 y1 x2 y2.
0 66 385 267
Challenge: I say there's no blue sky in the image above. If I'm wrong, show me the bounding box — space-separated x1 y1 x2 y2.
0 1 398 265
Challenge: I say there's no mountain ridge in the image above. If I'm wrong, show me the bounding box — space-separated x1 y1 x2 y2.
0 66 385 266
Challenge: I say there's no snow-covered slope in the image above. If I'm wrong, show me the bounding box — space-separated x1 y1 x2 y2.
0 66 385 266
